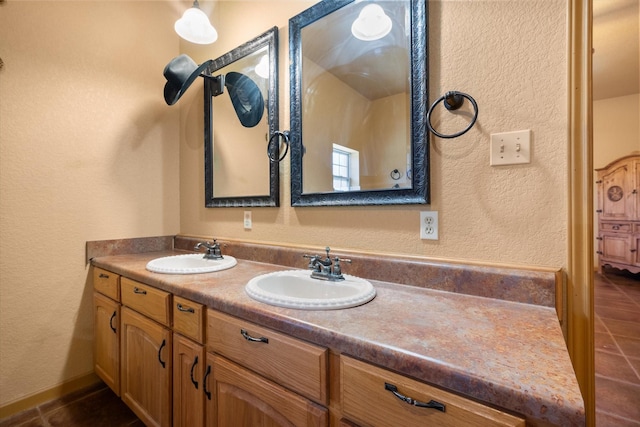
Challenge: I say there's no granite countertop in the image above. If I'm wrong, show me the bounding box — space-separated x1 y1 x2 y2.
91 250 585 426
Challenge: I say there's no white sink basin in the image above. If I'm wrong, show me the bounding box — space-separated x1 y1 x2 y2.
245 270 376 310
146 254 237 274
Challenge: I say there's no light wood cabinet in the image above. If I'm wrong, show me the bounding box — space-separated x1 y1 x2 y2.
208 354 328 427
172 296 207 427
93 267 121 396
340 356 525 427
94 291 120 395
121 306 172 427
94 269 530 427
207 310 328 405
173 333 205 427
206 310 329 427
596 154 640 273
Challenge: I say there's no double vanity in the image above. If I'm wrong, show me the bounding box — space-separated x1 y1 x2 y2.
89 236 584 427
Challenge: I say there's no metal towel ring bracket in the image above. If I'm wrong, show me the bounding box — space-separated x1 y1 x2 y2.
426 91 478 139
267 131 290 162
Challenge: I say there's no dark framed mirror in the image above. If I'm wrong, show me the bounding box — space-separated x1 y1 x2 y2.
205 27 279 207
289 0 428 206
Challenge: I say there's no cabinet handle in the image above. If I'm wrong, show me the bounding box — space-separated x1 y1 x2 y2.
99 273 110 279
596 209 603 213
633 189 637 194
596 251 603 255
595 180 602 184
190 356 199 390
631 249 637 253
109 311 117 333
133 287 147 295
241 329 269 344
612 225 621 230
596 237 603 240
384 383 446 412
177 303 195 313
158 339 166 368
203 365 212 400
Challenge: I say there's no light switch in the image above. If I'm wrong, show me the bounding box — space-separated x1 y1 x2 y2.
490 130 531 166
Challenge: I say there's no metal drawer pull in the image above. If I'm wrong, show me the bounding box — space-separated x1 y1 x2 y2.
612 225 621 230
203 365 212 400
177 303 195 313
158 339 166 368
384 383 446 412
99 273 110 279
241 329 269 344
190 356 199 389
109 311 117 333
133 287 147 295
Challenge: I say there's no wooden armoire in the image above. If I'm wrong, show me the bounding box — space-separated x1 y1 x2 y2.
595 154 640 274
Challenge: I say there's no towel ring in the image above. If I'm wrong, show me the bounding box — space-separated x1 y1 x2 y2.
426 91 478 139
267 131 290 162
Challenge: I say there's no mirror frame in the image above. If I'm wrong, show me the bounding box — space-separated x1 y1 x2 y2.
289 0 428 207
204 26 279 207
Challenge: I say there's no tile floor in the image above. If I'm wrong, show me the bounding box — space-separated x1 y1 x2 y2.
1 270 638 426
595 267 640 426
0 382 141 427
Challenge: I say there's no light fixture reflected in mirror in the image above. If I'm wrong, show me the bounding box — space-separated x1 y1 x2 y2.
175 0 218 45
254 55 269 79
351 3 392 41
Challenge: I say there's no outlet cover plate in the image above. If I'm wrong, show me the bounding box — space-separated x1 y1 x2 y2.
420 211 438 240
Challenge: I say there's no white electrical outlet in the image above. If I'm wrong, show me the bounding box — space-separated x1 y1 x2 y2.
490 130 531 166
244 211 252 230
420 211 438 240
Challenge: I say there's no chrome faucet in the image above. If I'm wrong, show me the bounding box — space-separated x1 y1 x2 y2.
303 247 351 281
194 239 224 260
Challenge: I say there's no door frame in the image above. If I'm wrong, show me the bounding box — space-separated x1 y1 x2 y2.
568 0 594 425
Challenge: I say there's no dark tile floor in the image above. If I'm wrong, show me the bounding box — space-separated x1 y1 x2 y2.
1 270 638 426
595 267 640 426
0 382 141 427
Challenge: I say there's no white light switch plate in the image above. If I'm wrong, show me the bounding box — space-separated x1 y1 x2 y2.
490 130 531 166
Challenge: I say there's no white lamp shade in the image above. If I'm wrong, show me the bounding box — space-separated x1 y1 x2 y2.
175 7 218 44
351 4 392 41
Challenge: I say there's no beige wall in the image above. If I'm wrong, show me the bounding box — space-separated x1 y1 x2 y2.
593 93 640 168
0 0 573 413
0 1 180 409
180 0 569 269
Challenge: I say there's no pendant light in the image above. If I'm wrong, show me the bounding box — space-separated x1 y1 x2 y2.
174 0 218 45
351 4 392 41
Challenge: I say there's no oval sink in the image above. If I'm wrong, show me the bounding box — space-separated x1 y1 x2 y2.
146 254 237 274
245 270 376 310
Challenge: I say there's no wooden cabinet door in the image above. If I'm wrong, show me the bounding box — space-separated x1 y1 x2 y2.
599 162 633 221
600 233 633 265
121 307 172 427
208 355 328 427
173 334 205 427
94 292 120 396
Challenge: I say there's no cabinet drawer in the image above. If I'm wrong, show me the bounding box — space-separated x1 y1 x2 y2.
121 278 171 326
207 310 328 404
601 222 632 233
341 356 525 427
173 296 205 344
93 267 119 301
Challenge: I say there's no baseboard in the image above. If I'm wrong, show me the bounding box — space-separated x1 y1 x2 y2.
0 372 101 419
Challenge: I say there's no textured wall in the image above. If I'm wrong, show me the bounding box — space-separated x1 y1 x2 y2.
180 0 569 269
0 1 180 408
593 93 640 168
